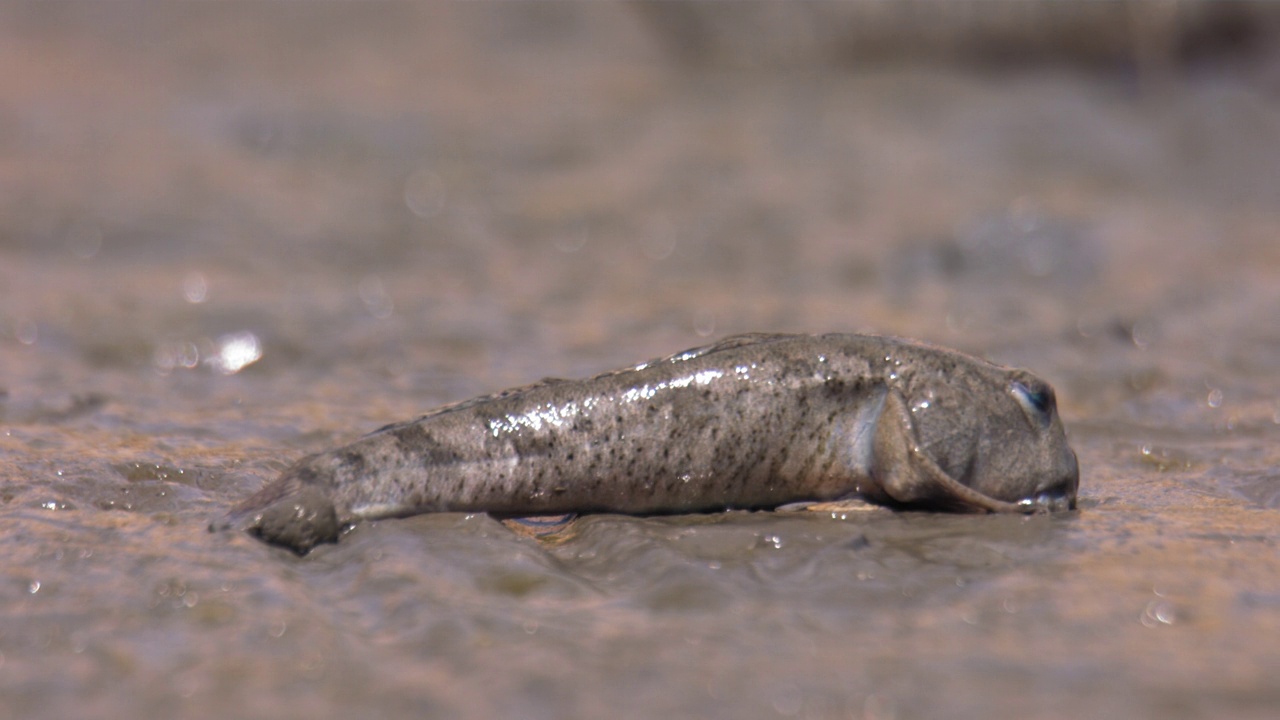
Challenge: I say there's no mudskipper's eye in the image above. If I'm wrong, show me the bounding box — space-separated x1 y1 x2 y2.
1013 380 1056 421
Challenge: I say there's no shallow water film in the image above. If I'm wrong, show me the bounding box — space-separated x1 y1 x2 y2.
3 4 1280 719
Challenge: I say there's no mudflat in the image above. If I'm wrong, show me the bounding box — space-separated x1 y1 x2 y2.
2 5 1278 719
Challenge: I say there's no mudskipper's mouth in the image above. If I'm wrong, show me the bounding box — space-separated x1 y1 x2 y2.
1016 488 1075 512
1016 449 1079 513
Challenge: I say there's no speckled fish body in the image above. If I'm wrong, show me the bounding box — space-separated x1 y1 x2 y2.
221 333 1079 553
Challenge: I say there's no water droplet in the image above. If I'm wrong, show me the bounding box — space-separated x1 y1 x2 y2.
1206 388 1223 408
1130 321 1154 349
269 620 288 638
152 338 199 374
1141 599 1177 627
206 331 262 375
641 216 678 260
182 272 208 303
29 580 40 594
522 620 539 635
181 342 201 368
357 275 394 319
15 319 38 346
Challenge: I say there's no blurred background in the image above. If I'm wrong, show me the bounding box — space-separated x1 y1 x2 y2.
4 2 1278 389
2 3 1279 719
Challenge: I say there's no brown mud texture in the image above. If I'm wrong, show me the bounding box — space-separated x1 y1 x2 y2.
2 4 1279 720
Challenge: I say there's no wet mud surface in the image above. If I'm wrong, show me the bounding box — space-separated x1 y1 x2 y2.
2 5 1279 719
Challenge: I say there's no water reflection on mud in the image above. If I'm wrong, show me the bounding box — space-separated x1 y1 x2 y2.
2 4 1279 720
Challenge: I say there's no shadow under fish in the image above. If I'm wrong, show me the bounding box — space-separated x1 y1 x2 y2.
213 333 1080 555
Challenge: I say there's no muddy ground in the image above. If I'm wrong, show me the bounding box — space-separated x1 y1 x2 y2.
2 4 1279 719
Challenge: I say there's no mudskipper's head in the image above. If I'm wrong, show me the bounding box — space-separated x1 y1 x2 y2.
874 349 1079 513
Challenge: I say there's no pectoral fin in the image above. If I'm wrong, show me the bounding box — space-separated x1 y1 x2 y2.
870 389 1028 513
500 514 578 542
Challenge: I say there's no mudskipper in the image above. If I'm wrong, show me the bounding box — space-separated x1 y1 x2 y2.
217 334 1079 554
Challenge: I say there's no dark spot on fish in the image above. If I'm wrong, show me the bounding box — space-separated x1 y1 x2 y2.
845 534 871 551
511 433 559 459
340 451 366 474
392 424 464 465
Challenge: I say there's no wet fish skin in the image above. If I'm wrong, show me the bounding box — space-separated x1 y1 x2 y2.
218 333 1080 554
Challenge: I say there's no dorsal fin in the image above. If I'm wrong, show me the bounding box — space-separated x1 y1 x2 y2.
370 376 574 433
655 333 793 365
372 336 796 434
